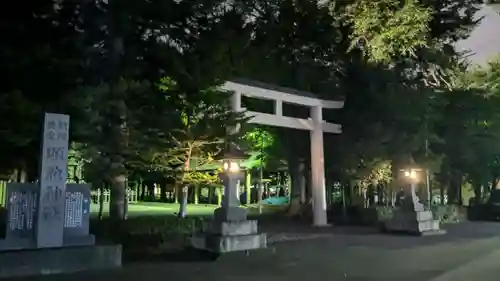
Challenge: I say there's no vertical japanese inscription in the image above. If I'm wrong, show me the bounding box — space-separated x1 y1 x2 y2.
5 184 38 239
36 113 70 248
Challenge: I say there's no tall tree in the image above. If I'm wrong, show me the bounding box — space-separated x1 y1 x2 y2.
70 0 252 220
0 0 83 179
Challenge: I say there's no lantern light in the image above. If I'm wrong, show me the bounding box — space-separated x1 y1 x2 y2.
403 169 419 180
214 142 248 174
223 160 240 173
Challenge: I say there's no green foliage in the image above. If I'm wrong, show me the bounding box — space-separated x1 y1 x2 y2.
243 127 275 169
71 80 154 182
91 216 205 252
431 204 466 223
237 0 345 95
0 0 492 213
128 77 247 186
346 0 432 63
437 57 500 192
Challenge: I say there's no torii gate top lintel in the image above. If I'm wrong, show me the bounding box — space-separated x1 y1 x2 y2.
223 78 344 109
221 79 344 133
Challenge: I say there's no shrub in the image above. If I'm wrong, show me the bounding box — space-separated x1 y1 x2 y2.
0 207 5 221
0 207 5 238
431 205 466 224
91 216 206 254
328 204 394 226
331 204 466 226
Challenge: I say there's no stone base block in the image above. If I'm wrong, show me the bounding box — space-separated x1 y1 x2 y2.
414 210 434 221
0 235 95 251
0 244 122 278
385 210 444 235
64 235 96 247
191 233 267 253
206 220 258 236
213 207 247 222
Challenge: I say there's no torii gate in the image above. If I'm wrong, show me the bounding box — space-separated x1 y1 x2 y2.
222 79 344 226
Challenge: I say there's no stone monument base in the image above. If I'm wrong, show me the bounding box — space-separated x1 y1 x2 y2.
0 244 122 278
191 219 267 253
0 235 96 251
385 209 446 235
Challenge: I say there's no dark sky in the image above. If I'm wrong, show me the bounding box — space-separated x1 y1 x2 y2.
455 4 500 66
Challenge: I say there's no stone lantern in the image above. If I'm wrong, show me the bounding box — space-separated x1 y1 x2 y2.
190 143 267 254
385 160 445 235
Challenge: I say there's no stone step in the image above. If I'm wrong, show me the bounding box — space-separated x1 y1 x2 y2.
0 244 121 278
205 220 259 236
191 233 267 253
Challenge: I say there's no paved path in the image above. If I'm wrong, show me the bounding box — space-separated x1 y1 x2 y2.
12 222 500 281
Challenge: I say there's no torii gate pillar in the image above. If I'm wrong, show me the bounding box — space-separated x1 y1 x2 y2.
310 105 328 226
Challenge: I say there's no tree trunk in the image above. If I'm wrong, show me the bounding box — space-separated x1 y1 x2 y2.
18 167 27 183
216 186 222 205
472 182 482 204
491 178 499 190
140 181 146 201
109 175 127 220
440 185 445 205
439 162 449 205
98 183 105 220
194 185 199 204
287 157 306 216
208 185 214 204
160 181 167 201
245 171 251 205
106 0 128 222
174 185 179 203
447 170 462 205
178 185 188 218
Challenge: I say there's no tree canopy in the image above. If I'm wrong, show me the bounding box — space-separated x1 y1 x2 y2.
1 0 499 219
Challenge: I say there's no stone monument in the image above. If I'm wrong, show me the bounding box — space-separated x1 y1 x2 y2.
0 113 121 278
190 145 267 254
385 169 445 235
0 183 94 249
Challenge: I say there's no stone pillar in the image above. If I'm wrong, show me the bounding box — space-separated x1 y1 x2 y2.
275 100 283 116
310 105 328 226
37 113 70 248
231 92 242 133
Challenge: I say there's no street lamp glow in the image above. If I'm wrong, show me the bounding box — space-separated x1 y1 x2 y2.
223 160 240 173
404 169 418 179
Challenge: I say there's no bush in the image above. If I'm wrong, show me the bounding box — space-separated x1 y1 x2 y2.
0 207 5 221
328 204 394 226
91 216 206 255
328 204 466 226
431 205 466 223
375 204 466 224
327 204 364 224
0 207 5 238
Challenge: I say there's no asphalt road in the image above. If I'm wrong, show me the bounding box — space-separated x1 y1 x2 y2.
10 222 500 281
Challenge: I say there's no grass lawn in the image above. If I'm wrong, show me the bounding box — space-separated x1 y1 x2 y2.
91 202 287 217
91 202 219 217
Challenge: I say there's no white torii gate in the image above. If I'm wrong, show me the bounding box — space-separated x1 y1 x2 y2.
222 79 344 226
